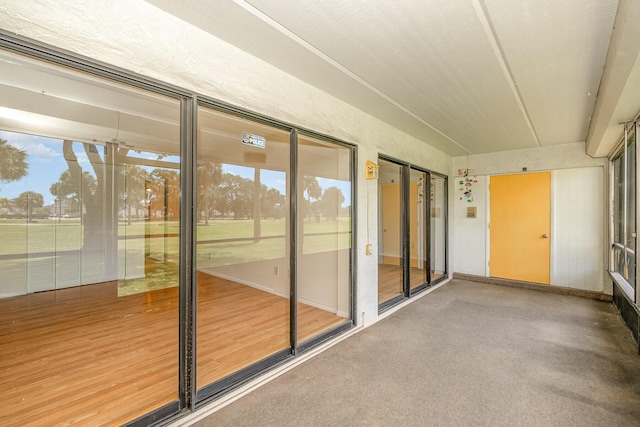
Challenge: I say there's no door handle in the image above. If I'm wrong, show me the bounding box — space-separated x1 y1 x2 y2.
542 234 549 238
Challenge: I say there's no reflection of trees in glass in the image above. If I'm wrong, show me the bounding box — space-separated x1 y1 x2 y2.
212 171 285 221
220 172 253 220
197 160 222 225
264 187 285 220
0 139 28 184
119 164 148 224
148 168 180 220
15 191 44 222
302 175 321 222
62 140 105 224
319 186 345 220
50 169 95 218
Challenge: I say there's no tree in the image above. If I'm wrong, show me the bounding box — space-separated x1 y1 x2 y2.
264 187 285 220
119 164 148 224
15 191 44 222
220 173 253 220
50 168 96 218
302 175 322 221
60 140 110 264
0 139 28 184
197 160 222 225
319 186 345 220
148 168 180 220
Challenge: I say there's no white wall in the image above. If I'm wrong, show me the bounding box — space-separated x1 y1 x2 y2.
452 175 489 276
451 143 609 294
552 167 605 292
0 0 451 325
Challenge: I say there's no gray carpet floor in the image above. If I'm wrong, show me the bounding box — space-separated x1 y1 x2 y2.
192 279 640 426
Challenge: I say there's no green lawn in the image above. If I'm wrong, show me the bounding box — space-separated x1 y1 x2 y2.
1 217 351 295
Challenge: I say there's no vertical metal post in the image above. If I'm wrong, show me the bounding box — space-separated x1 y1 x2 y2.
289 129 298 354
443 175 449 278
623 122 629 280
350 146 358 324
179 95 197 410
425 172 432 285
402 165 410 297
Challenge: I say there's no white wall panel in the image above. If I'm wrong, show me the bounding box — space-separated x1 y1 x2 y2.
452 175 488 276
551 167 604 291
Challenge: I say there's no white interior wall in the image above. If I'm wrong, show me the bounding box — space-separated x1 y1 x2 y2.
552 167 605 292
452 175 489 276
0 0 451 325
451 143 609 294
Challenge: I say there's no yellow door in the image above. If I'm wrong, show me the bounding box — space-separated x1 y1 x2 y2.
490 172 550 284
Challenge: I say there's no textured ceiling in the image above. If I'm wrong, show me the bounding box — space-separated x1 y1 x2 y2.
146 0 619 156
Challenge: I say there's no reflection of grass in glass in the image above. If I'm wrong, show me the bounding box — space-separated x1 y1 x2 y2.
118 258 179 296
1 217 352 296
196 218 286 240
0 259 27 296
301 218 351 254
197 238 287 269
0 219 83 254
303 233 351 254
301 218 351 234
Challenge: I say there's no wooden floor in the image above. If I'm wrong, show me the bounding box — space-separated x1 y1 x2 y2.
378 263 445 304
196 272 346 386
0 272 345 426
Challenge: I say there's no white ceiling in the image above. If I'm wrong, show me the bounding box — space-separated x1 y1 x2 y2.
146 0 639 157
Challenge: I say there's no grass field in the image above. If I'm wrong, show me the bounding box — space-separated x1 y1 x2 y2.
0 217 351 296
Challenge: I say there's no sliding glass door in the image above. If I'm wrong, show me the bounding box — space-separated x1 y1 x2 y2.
378 159 404 307
378 157 447 311
195 107 292 397
409 168 429 292
0 47 181 426
297 134 353 347
195 107 355 400
0 40 356 425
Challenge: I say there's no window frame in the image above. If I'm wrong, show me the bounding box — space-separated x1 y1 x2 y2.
609 121 637 303
0 29 357 425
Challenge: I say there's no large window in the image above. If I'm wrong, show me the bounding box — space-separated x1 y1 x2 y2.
0 48 181 425
611 123 637 302
0 40 355 425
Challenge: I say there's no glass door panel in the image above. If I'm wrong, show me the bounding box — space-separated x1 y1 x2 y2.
431 175 447 282
409 169 428 291
297 135 352 343
0 48 181 426
196 107 291 391
378 159 404 305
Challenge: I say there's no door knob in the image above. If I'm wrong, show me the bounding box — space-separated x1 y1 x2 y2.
542 234 549 238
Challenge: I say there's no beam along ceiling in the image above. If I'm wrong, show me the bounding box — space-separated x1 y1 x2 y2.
147 0 621 157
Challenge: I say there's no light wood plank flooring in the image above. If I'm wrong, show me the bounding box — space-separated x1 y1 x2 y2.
0 272 345 426
378 263 445 304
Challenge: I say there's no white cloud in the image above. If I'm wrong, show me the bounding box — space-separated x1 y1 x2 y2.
0 131 60 159
75 151 90 166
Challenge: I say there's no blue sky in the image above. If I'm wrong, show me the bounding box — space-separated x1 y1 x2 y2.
0 130 351 207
